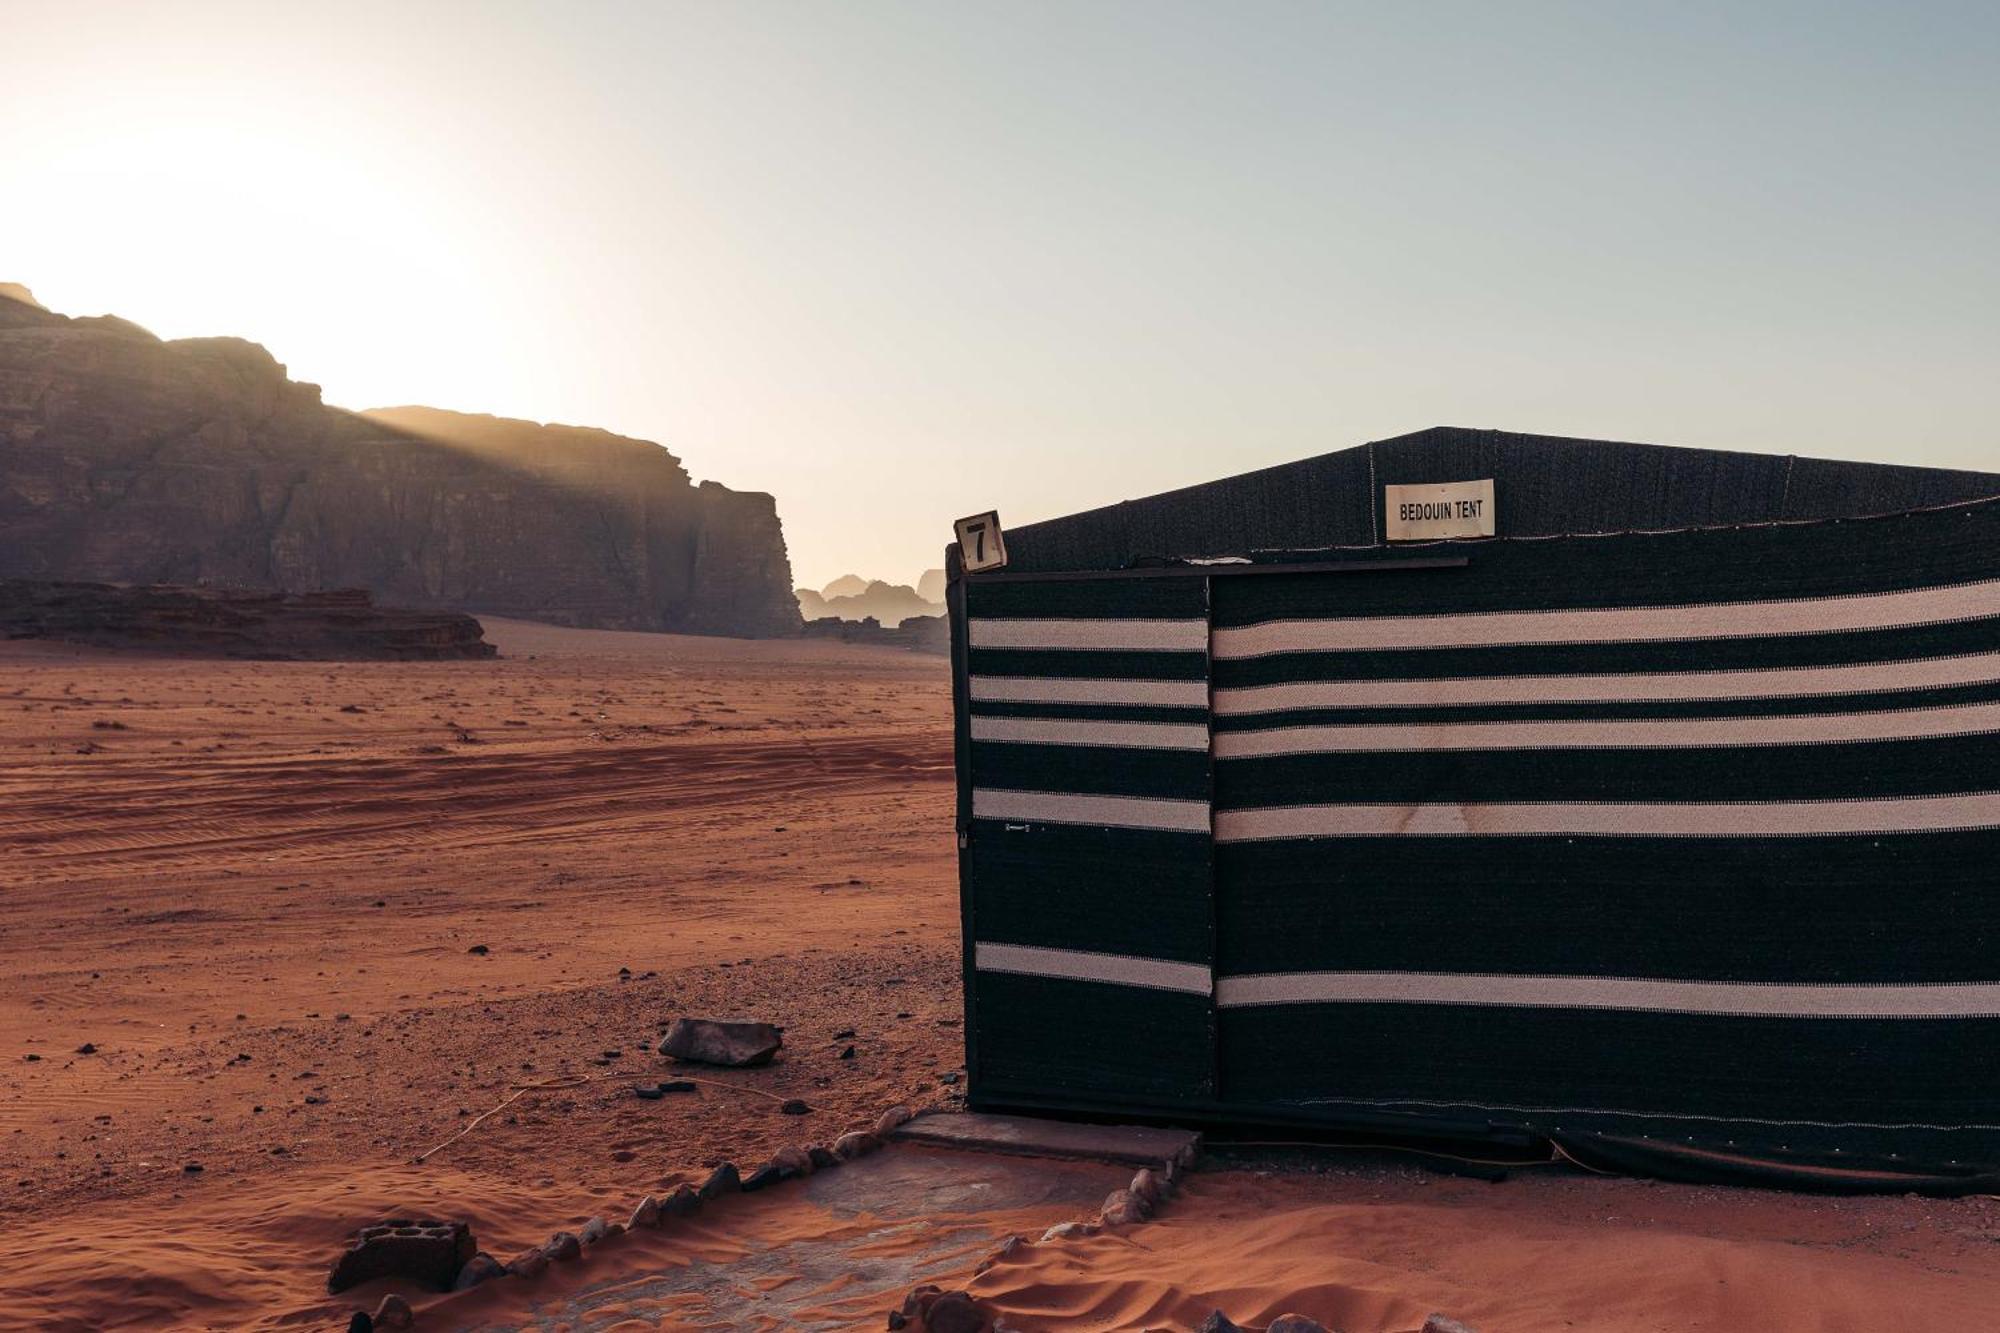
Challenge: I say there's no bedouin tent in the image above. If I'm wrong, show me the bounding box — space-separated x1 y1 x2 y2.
946 427 2000 1192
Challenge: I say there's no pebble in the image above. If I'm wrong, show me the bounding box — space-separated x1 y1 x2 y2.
1099 1188 1149 1226
832 1131 880 1160
873 1104 914 1137
628 1195 661 1229
660 1183 700 1216
1422 1318 1479 1333
466 944 489 955
780 1099 812 1115
697 1162 740 1198
505 1247 548 1279
372 1294 414 1329
1266 1316 1330 1333
453 1252 505 1290
346 1312 373 1333
578 1216 609 1245
542 1231 582 1262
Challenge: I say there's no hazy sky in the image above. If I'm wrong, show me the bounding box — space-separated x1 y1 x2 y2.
4 1 1996 588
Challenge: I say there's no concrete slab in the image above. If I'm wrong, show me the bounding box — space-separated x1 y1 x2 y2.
443 1142 1133 1331
890 1110 1200 1170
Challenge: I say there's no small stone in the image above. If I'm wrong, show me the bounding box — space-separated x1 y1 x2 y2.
838 1045 856 1060
771 1144 814 1175
833 1131 880 1160
505 1247 547 1279
833 1028 856 1039
75 1043 97 1055
658 1017 782 1067
633 1084 665 1100
780 1098 812 1115
1422 1318 1479 1333
603 1221 625 1240
697 1162 740 1198
1267 1317 1330 1333
808 1145 838 1170
873 1104 914 1137
1129 1167 1164 1207
940 1071 960 1085
924 1290 991 1333
741 1164 786 1191
182 1162 204 1174
660 1183 700 1216
543 1231 582 1262
1040 1220 1098 1242
1099 1188 1150 1226
611 1148 637 1162
657 1080 697 1094
452 1252 505 1290
347 1313 373 1333
578 1216 609 1245
467 944 489 955
1196 1312 1248 1333
886 1314 908 1331
628 1195 661 1229
372 1294 414 1329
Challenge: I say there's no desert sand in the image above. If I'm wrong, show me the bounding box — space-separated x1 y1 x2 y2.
6 621 2000 1332
0 620 959 1329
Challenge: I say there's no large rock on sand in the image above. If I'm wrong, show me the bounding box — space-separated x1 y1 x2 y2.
658 1018 782 1067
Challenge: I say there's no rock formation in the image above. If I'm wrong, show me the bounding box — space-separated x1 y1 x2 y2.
0 581 494 660
796 575 943 627
0 290 801 637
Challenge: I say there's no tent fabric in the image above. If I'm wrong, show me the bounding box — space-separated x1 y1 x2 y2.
955 488 2000 1174
1001 426 2000 575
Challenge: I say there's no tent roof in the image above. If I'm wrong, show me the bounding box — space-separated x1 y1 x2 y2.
999 426 2000 575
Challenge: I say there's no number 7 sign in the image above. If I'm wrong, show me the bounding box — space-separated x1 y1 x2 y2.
954 511 1008 573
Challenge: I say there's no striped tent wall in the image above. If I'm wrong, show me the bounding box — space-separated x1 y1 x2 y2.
962 575 1215 1103
956 495 2000 1170
1208 501 2000 1168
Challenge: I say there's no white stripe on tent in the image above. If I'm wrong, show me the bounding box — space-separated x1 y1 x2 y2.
970 675 1210 707
976 942 1214 995
1211 576 2000 658
1213 792 2000 840
1212 650 2000 714
1214 971 2000 1018
1212 700 2000 756
970 617 1209 651
973 788 1212 832
972 715 1210 751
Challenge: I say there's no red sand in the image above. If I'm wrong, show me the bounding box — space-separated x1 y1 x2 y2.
0 621 959 1329
7 621 2000 1331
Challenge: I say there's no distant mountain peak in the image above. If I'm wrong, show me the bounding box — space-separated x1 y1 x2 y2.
0 282 44 310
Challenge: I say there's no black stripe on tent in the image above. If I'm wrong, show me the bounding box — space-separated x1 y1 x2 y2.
1218 1004 2000 1130
1212 734 2000 807
1210 618 2000 687
966 577 1210 620
974 972 1213 1101
970 647 1210 681
969 700 1211 725
1207 510 2000 624
973 742 1210 800
969 842 1212 965
1210 680 2000 729
1215 832 2000 982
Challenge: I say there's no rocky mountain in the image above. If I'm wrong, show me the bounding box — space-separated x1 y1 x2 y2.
796 575 943 627
0 290 801 637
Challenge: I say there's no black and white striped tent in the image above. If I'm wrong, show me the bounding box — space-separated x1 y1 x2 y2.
946 426 2000 1185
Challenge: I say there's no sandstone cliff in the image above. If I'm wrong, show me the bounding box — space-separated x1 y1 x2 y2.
0 292 802 637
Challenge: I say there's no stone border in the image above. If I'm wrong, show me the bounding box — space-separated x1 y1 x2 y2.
341 1103 920 1329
